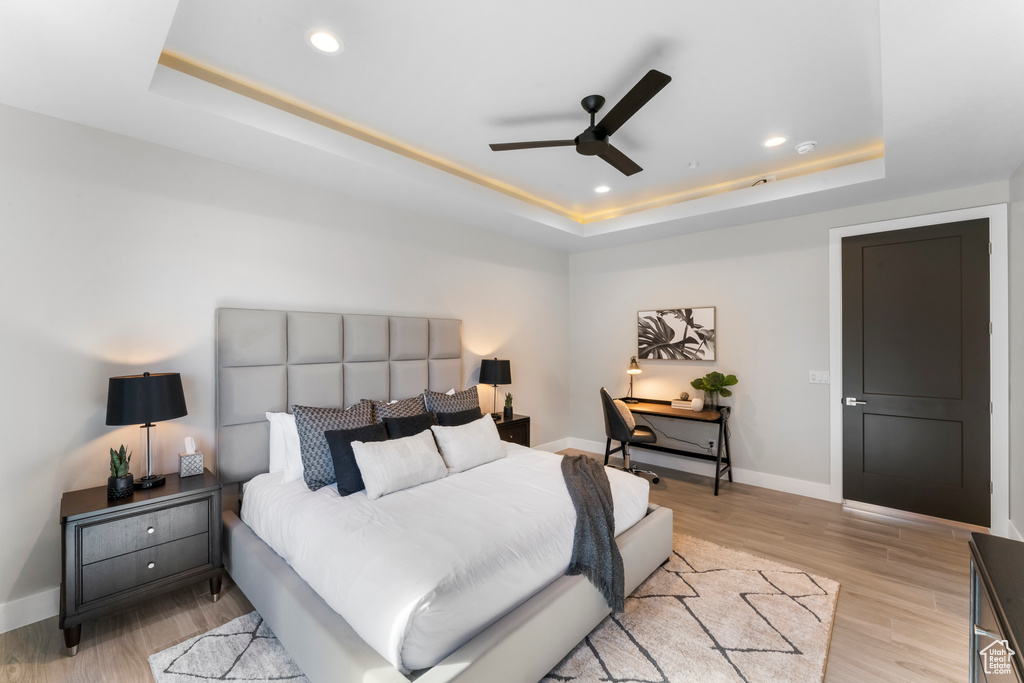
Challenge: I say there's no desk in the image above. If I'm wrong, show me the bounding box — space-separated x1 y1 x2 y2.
625 399 733 495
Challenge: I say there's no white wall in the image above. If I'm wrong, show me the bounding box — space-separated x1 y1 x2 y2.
0 104 571 629
1009 160 1024 540
569 181 1010 496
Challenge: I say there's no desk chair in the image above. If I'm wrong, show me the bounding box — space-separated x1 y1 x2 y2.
600 387 659 484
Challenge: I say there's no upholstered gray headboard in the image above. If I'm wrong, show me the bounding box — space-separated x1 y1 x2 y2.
216 308 463 484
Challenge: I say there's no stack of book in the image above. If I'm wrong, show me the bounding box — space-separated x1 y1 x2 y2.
671 399 694 410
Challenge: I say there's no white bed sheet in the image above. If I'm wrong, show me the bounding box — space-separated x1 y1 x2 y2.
240 443 649 672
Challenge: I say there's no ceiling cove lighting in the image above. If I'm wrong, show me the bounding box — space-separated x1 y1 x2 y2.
763 136 787 147
594 185 610 193
309 31 342 53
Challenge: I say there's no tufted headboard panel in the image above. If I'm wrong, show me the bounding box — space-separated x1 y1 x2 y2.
216 308 463 484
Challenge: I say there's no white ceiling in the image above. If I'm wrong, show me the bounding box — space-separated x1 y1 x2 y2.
2 1 1024 252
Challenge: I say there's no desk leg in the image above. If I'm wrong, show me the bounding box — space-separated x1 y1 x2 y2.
723 419 733 483
714 420 726 495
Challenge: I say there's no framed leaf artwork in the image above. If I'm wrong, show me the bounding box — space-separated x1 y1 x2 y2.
637 307 716 361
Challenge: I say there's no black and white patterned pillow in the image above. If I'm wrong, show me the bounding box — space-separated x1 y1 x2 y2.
423 387 480 414
293 402 374 491
371 394 427 423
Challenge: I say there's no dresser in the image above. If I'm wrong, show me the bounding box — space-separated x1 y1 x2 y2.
494 414 531 447
59 470 223 655
970 532 1024 681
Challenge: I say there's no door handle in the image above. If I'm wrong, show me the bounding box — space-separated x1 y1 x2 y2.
844 397 867 406
975 624 1001 640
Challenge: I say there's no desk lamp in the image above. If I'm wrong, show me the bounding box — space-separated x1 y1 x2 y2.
479 358 512 419
106 372 188 489
624 356 641 404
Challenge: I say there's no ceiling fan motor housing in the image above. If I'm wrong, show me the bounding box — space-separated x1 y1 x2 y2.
575 128 609 155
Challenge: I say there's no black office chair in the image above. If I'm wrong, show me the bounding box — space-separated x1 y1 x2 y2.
600 387 659 484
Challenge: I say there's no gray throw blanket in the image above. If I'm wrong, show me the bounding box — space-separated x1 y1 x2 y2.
560 454 624 612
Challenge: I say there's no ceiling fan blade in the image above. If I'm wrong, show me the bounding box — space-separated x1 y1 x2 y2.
598 144 643 176
595 69 671 137
489 140 576 151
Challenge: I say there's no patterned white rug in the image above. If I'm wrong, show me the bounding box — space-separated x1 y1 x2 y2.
150 535 838 683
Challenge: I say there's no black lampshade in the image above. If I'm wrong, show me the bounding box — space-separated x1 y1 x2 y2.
479 358 512 386
106 372 188 426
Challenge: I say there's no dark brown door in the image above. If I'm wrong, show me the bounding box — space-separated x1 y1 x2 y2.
842 219 990 526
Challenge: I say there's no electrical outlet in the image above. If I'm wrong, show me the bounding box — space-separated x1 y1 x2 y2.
809 371 830 384
708 439 716 454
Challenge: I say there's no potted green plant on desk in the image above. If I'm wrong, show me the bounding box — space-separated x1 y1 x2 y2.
690 372 737 410
107 445 133 500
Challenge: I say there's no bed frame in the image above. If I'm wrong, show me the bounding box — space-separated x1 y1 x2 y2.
216 307 673 682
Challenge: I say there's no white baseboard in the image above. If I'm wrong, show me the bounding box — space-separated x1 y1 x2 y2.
567 438 833 501
1008 519 1024 542
0 587 59 635
534 437 573 453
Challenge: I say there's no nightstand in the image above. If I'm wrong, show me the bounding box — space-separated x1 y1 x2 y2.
59 469 223 656
494 414 531 447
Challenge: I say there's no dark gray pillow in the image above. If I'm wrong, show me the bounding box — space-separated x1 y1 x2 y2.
293 402 374 491
383 412 438 439
371 395 427 423
436 406 483 427
423 387 479 414
325 423 388 496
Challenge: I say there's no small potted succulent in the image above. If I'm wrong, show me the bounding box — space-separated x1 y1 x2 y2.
503 392 514 419
107 445 134 500
690 372 738 410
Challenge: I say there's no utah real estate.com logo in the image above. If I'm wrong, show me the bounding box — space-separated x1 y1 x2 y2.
980 637 1015 676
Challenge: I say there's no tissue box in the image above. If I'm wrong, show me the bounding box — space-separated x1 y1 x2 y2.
179 451 204 478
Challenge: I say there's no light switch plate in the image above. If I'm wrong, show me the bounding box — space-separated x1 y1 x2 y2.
809 371 830 384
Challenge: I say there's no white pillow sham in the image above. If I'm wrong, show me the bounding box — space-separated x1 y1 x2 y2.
430 414 505 474
351 429 447 500
266 411 304 482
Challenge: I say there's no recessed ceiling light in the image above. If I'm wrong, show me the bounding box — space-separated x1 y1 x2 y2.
594 185 610 193
309 31 342 54
763 136 787 147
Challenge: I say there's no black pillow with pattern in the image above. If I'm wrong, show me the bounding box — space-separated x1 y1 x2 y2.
423 386 480 414
371 394 427 423
293 402 374 491
383 412 438 439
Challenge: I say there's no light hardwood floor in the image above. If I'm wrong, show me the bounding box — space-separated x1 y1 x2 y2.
1 456 972 682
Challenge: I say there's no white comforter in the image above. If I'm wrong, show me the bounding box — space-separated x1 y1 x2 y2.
240 443 650 672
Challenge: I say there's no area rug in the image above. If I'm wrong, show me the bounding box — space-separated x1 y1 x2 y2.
543 534 840 683
148 611 309 682
150 535 838 683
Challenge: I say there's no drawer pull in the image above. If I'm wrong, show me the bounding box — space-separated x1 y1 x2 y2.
147 527 155 535
975 624 1001 640
147 562 155 570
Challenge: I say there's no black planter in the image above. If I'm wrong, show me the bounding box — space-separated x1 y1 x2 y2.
503 406 514 419
107 474 134 500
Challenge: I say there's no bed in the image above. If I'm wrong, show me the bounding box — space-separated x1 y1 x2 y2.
216 307 673 682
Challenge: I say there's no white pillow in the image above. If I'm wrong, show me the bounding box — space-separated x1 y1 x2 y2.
430 414 505 474
351 429 447 500
266 412 303 482
612 399 636 431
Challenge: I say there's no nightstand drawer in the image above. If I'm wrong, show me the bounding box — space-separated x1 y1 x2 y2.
499 423 530 446
81 532 210 603
81 499 209 564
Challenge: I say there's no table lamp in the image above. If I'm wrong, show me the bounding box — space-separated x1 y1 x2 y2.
479 358 512 419
106 372 188 489
624 356 641 404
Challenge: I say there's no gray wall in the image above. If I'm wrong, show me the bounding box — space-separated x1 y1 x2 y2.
0 104 571 619
569 182 1009 493
1009 160 1024 534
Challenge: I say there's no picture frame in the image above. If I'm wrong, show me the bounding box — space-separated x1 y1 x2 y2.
637 307 716 361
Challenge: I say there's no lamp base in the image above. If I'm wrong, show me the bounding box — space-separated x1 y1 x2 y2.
623 398 640 404
136 474 166 489
490 412 502 420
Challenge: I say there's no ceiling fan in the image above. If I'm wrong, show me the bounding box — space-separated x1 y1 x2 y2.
488 69 672 177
